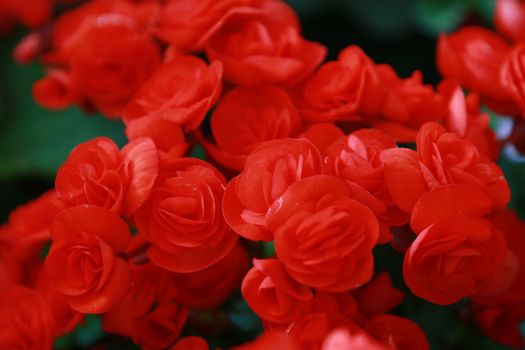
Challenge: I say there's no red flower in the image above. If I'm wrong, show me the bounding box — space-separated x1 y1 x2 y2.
55 137 158 216
34 268 83 337
46 0 158 64
472 301 525 348
325 129 408 243
242 258 314 323
288 312 357 350
482 209 525 304
134 158 238 272
35 0 161 117
322 328 388 350
2 190 62 264
32 69 78 110
439 79 499 160
365 315 429 350
300 123 345 156
160 242 248 309
270 176 379 291
155 0 254 52
501 43 525 117
125 117 188 159
0 0 51 28
171 336 210 350
103 262 161 337
495 0 525 44
0 245 23 287
0 285 56 350
436 27 516 114
292 46 386 122
132 302 189 350
223 138 323 241
202 85 301 171
45 206 132 313
381 122 510 213
233 331 299 350
123 56 222 131
70 29 160 118
309 292 360 321
403 186 513 305
374 66 447 142
205 0 326 86
354 272 405 319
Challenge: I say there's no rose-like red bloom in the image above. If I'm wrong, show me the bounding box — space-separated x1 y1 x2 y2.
160 242 248 309
354 272 405 319
55 136 158 216
32 69 78 110
439 79 499 160
381 122 510 213
325 129 408 243
288 312 357 350
155 0 254 52
269 176 379 291
482 209 525 304
69 29 160 118
301 123 345 156
436 27 516 114
103 262 161 337
125 118 188 160
233 331 299 350
171 336 210 350
34 0 161 117
0 0 51 28
34 268 83 337
0 284 56 349
501 43 525 117
205 0 326 86
374 66 447 142
313 292 360 320
242 258 314 323
45 0 158 64
123 56 222 131
2 190 62 264
132 302 189 350
223 138 323 241
13 29 50 64
495 0 525 44
403 186 512 305
472 301 525 348
0 246 23 287
292 46 386 122
135 157 238 273
45 206 132 313
322 328 389 350
202 85 301 171
365 315 429 350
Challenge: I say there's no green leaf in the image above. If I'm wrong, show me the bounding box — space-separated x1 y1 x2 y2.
412 0 468 36
343 0 415 38
470 0 496 25
262 241 275 258
227 296 262 334
0 33 126 180
189 144 207 160
54 315 105 349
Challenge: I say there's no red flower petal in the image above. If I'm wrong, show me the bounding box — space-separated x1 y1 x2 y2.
51 206 131 252
410 184 493 233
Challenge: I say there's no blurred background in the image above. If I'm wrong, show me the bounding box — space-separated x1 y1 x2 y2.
1 0 523 349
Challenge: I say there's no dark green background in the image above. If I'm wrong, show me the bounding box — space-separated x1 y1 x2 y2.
0 0 523 348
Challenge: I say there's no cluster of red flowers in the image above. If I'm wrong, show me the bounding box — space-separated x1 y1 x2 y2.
3 0 525 349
